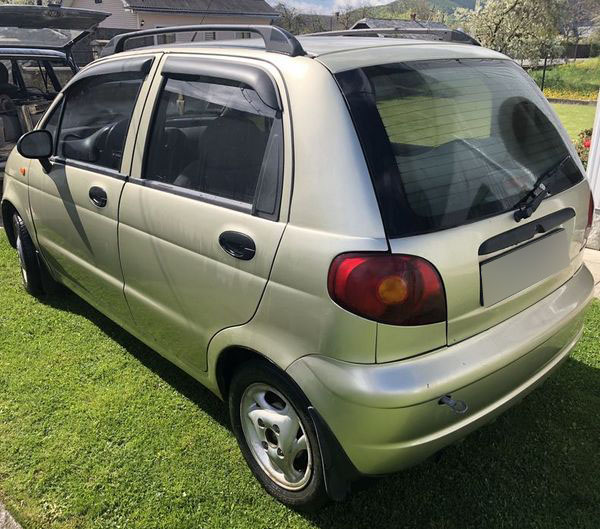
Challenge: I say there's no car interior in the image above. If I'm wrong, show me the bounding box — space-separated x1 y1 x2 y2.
144 78 276 205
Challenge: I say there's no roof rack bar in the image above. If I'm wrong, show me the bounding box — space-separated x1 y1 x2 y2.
305 28 480 46
100 24 306 58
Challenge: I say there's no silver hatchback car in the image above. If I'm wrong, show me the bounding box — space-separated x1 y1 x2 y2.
2 25 595 510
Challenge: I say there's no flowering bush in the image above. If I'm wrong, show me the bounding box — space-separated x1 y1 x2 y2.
544 88 598 101
575 128 593 169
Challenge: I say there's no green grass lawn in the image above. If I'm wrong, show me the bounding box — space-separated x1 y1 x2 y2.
551 103 596 141
530 58 600 101
0 236 599 529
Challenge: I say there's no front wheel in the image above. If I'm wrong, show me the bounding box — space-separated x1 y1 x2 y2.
12 212 44 297
229 360 328 511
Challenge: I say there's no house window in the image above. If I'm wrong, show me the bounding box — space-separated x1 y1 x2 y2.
204 32 216 41
155 27 176 45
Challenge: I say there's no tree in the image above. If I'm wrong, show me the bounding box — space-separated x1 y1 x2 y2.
354 1 374 21
389 0 447 22
557 0 600 59
302 13 329 34
366 0 447 23
454 0 563 62
274 3 302 34
336 3 361 29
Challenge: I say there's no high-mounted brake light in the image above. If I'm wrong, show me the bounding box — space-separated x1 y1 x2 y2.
327 253 447 326
584 191 595 247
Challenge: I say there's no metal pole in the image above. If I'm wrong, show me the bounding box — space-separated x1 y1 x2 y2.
541 53 548 92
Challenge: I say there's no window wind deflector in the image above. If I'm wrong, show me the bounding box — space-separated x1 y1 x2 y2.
63 56 154 90
161 57 282 111
513 155 571 222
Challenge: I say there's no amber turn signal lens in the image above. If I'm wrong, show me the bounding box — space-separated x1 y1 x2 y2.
19 167 26 176
377 275 409 305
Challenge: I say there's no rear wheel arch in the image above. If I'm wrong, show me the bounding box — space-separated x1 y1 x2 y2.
222 349 359 506
215 346 284 400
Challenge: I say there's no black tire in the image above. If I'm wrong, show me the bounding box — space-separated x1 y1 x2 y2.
229 360 329 511
12 212 44 297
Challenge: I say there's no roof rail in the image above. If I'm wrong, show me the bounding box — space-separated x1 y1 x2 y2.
305 28 480 46
100 25 306 58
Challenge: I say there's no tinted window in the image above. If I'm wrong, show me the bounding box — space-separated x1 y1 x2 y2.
57 72 145 171
336 59 584 237
144 75 282 213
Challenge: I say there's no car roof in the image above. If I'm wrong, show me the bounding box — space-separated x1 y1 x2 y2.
101 35 509 73
302 37 508 72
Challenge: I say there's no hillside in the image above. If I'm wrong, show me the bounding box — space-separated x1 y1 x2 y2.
369 0 476 16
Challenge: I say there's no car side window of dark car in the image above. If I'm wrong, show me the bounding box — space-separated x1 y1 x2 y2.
55 71 146 172
143 74 283 217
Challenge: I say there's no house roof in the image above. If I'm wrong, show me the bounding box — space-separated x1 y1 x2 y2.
351 18 449 30
122 0 279 17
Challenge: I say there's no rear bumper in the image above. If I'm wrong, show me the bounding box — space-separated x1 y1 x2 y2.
287 264 594 475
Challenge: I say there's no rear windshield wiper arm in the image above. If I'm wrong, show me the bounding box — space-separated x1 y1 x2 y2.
513 155 571 222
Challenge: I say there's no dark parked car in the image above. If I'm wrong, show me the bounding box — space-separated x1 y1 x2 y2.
0 4 109 188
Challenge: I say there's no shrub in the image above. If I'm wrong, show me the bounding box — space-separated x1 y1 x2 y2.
575 128 593 169
529 58 600 101
544 88 599 101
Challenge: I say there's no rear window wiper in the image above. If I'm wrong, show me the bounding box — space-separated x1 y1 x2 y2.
513 155 571 222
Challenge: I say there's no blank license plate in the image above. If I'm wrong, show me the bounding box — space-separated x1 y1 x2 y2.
480 229 570 307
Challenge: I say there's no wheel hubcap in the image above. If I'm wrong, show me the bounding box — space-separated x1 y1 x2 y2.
240 383 312 490
15 234 27 286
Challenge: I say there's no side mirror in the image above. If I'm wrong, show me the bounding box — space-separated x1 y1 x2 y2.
17 130 53 172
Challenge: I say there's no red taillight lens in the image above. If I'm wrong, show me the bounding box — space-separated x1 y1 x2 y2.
327 253 446 326
584 191 595 246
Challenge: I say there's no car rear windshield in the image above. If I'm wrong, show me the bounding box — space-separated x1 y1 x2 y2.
335 59 584 238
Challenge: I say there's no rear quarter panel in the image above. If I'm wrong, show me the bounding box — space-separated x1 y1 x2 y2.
207 56 389 370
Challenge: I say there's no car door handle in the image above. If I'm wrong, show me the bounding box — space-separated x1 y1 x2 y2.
219 231 256 261
89 186 108 208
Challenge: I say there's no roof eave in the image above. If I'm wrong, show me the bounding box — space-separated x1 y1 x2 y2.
0 47 68 60
127 7 279 17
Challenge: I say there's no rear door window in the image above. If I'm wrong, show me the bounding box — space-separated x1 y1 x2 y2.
143 74 283 216
336 59 584 237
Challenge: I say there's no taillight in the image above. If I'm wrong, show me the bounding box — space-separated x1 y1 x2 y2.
584 191 595 246
327 253 446 326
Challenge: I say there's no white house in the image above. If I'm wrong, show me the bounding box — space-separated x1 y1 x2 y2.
65 0 279 40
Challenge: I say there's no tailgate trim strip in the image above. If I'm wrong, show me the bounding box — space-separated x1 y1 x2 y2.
478 208 575 255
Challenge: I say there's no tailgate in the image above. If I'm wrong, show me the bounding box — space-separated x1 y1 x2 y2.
388 180 590 347
334 56 592 361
